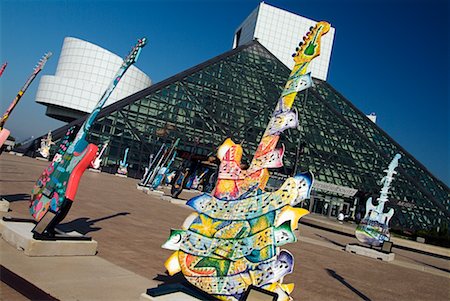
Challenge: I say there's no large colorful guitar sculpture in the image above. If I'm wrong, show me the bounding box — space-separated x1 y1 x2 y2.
30 38 147 226
0 53 51 148
162 22 330 301
355 154 401 247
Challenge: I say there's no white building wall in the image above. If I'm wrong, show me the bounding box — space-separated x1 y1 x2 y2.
233 2 335 81
36 37 151 114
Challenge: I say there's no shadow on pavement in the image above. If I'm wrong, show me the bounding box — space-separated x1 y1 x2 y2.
0 180 36 183
396 253 450 274
316 233 346 248
0 265 59 301
151 272 213 299
1 193 31 203
326 268 371 301
58 212 130 235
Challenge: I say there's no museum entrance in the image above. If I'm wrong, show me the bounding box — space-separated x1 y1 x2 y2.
305 191 354 219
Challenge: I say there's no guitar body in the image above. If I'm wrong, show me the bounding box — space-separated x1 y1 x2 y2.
191 169 208 190
171 170 188 198
355 197 392 247
91 158 101 169
30 139 98 221
117 165 128 175
0 128 11 149
152 167 167 189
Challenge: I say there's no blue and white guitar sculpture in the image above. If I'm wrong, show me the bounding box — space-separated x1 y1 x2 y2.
355 154 401 246
117 147 130 176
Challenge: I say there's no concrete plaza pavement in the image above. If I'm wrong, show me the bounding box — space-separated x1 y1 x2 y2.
1 153 449 300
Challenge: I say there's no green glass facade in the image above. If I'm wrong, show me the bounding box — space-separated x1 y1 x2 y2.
27 41 449 234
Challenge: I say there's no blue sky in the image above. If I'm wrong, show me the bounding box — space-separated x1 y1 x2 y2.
0 0 448 185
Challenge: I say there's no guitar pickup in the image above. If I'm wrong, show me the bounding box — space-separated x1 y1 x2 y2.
42 187 54 198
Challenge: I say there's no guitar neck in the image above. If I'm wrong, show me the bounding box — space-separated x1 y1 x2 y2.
0 54 51 128
377 154 401 203
98 143 108 158
75 63 134 141
121 149 129 164
253 21 330 160
0 62 7 77
72 38 147 145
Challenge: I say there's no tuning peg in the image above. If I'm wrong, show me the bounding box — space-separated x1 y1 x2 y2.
310 26 314 31
291 53 296 57
295 47 299 51
298 42 303 46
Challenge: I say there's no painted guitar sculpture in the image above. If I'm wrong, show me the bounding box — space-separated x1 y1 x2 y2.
152 150 177 189
117 147 130 175
30 38 147 222
355 154 401 247
0 53 51 148
38 131 55 158
91 140 109 170
163 22 330 301
191 168 209 190
138 144 166 186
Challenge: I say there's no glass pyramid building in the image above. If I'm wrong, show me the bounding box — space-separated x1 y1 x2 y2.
25 41 449 234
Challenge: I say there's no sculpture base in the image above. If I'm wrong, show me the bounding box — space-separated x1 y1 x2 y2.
136 184 148 191
0 199 9 212
88 168 101 173
345 243 395 262
145 189 165 196
161 196 187 206
115 173 128 178
36 157 49 161
0 220 97 256
8 151 23 156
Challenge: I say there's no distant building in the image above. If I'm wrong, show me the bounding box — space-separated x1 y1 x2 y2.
367 112 377 123
233 2 335 81
21 41 449 234
35 37 151 122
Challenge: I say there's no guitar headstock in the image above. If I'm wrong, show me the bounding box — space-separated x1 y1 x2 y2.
292 21 330 65
33 52 52 75
124 37 148 66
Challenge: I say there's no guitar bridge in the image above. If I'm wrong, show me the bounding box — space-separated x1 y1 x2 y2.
42 187 54 198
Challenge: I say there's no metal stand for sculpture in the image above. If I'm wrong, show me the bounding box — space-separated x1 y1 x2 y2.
38 131 55 159
355 154 401 247
28 38 147 240
91 141 109 170
162 22 330 301
116 147 130 176
0 53 51 150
